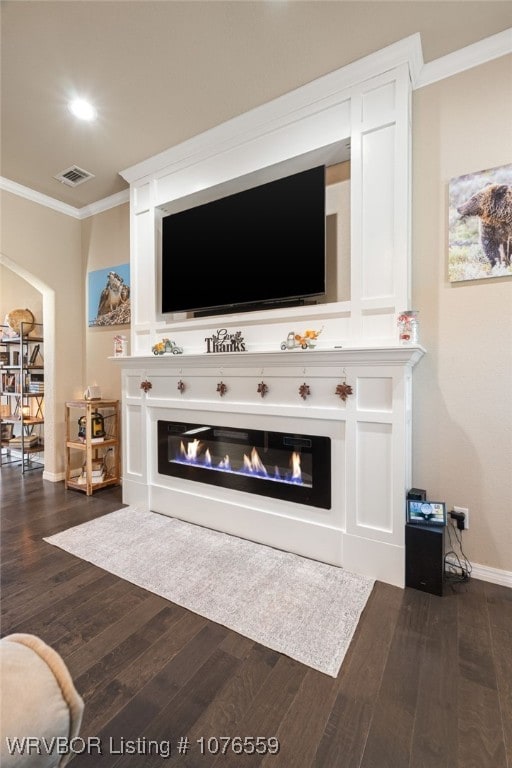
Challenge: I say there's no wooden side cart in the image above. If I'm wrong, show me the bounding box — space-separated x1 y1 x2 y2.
65 399 120 495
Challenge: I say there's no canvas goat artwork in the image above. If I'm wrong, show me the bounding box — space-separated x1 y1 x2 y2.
448 164 512 282
88 264 131 326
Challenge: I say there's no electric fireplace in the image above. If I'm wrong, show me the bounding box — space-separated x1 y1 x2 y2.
157 420 331 509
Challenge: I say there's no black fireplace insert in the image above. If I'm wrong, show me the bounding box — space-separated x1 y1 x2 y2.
157 420 331 509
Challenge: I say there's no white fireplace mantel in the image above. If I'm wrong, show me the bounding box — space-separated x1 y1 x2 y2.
116 345 424 587
118 345 425 369
115 35 426 588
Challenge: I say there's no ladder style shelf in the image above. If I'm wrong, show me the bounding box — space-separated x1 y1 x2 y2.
65 399 120 496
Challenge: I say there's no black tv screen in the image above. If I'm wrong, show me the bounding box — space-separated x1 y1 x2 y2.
161 165 326 316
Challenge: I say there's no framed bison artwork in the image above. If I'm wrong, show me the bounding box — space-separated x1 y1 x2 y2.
448 163 512 282
88 264 131 327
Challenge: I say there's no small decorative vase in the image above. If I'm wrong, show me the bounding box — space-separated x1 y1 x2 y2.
397 311 419 345
113 335 128 357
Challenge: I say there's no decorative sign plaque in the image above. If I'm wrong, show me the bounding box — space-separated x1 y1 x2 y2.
205 329 246 353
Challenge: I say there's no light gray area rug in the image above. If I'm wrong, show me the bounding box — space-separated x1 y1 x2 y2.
44 507 374 677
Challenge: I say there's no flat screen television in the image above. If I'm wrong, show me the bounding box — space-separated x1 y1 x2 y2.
161 165 326 316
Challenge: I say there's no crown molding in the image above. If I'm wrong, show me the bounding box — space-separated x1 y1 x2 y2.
416 28 512 89
0 177 129 219
77 189 130 218
0 177 82 218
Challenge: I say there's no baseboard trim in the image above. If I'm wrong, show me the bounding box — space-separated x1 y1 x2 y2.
470 561 512 589
446 554 511 588
43 470 65 482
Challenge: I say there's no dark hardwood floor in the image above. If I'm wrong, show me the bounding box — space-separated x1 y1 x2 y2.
1 466 510 768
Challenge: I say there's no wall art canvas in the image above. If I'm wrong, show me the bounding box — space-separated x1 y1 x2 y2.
448 164 512 282
88 264 131 327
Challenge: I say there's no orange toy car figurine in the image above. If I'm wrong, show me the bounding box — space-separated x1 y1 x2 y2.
280 328 322 350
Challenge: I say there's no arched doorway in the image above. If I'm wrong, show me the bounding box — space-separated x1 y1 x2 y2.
0 253 57 479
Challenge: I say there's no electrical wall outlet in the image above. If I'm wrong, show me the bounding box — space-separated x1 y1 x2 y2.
454 505 469 530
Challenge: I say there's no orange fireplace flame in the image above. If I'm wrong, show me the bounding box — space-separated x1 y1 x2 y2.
180 439 201 461
180 439 213 466
291 452 302 481
243 447 268 476
179 440 303 484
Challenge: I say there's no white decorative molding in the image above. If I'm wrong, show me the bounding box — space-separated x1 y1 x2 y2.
445 554 512 589
120 345 426 369
121 34 422 186
124 50 415 353
469 562 512 589
116 346 424 588
0 177 81 218
43 470 65 483
115 34 422 589
416 27 512 89
0 176 129 219
77 189 130 218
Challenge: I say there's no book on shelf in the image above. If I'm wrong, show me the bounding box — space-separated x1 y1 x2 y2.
77 436 105 443
77 473 105 485
2 373 16 392
29 345 41 365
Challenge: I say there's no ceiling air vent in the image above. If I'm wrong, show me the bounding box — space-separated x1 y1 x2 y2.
54 165 95 187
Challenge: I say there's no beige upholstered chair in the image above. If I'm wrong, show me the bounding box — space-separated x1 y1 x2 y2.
0 634 84 767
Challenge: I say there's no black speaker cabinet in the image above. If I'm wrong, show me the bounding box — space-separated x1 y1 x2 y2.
405 523 445 596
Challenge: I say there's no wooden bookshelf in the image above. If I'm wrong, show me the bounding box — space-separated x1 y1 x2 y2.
64 399 120 495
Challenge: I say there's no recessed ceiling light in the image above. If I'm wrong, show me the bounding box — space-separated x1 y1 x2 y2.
68 98 97 121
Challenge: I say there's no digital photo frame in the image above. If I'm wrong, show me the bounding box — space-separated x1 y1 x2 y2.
406 500 446 526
